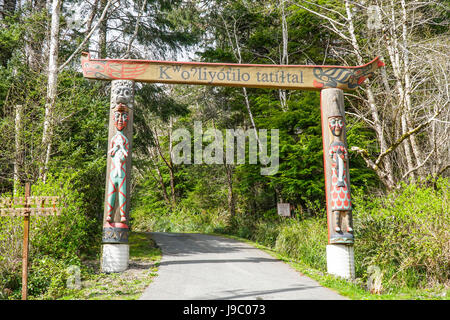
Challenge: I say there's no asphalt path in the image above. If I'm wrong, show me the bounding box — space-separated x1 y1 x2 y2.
140 232 346 300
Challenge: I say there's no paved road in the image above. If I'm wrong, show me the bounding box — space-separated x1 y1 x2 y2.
140 232 346 300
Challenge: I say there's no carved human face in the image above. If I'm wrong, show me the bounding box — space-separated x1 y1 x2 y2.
114 109 128 131
329 116 344 137
112 82 133 106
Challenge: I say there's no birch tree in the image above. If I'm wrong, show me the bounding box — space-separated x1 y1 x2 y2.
40 0 62 182
292 0 449 189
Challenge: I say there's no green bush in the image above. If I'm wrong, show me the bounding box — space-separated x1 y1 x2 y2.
27 257 71 299
353 177 450 290
252 220 280 248
30 173 98 261
274 217 328 271
131 203 229 234
0 172 99 299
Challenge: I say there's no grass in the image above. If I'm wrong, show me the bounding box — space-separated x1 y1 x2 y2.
58 232 161 300
211 232 450 300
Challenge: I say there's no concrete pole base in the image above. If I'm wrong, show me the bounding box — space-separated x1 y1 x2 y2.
326 244 355 280
101 244 129 273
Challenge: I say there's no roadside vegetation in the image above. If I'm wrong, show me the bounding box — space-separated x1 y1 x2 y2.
1 228 160 300
131 177 449 300
58 232 161 300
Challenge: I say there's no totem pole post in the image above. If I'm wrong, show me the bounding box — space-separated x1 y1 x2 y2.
320 88 355 279
101 80 135 273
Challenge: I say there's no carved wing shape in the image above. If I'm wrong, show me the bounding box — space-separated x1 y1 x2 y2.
313 57 385 89
106 62 150 79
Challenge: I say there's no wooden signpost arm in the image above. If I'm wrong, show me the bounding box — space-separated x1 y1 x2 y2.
81 52 384 91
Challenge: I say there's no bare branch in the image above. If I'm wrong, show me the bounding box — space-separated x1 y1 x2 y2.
58 0 116 72
375 101 449 166
122 0 147 59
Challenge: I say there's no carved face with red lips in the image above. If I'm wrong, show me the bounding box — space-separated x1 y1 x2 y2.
114 104 129 131
328 116 344 137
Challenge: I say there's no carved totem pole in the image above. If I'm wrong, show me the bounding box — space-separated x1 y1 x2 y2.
101 80 134 273
321 88 354 278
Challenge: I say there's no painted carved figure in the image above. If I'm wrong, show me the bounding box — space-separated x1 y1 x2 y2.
106 81 134 223
106 104 129 222
328 104 353 235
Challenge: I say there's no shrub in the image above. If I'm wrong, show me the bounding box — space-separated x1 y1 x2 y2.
0 172 99 299
30 173 98 261
252 220 280 248
353 177 450 290
130 203 229 234
274 217 328 271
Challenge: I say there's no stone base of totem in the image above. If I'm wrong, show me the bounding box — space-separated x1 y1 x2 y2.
101 244 129 273
326 244 355 280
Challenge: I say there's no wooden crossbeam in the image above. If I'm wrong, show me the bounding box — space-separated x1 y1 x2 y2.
0 196 60 207
0 196 62 217
0 207 61 216
81 52 385 91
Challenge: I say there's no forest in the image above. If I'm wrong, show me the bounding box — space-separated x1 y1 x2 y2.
0 0 448 299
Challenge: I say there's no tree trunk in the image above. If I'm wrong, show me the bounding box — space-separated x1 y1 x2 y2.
168 117 176 205
400 0 422 174
1 0 16 20
146 146 172 206
153 126 176 206
24 0 46 71
279 0 288 112
98 0 108 58
14 104 23 194
85 0 99 46
345 0 395 186
155 165 172 206
40 0 62 182
225 164 235 217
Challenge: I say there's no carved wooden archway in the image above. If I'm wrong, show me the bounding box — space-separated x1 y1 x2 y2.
81 52 384 278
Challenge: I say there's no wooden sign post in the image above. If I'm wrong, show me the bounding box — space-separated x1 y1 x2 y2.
22 183 30 300
0 182 61 300
81 53 384 279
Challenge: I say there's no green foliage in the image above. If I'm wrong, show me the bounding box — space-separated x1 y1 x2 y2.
0 14 22 67
353 177 450 291
131 202 229 235
254 91 325 208
0 172 99 299
30 173 99 260
274 217 328 270
1 0 447 301
26 257 73 299
57 232 161 300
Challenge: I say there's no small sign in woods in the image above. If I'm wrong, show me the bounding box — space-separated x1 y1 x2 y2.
0 196 61 216
0 184 62 300
277 203 291 217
